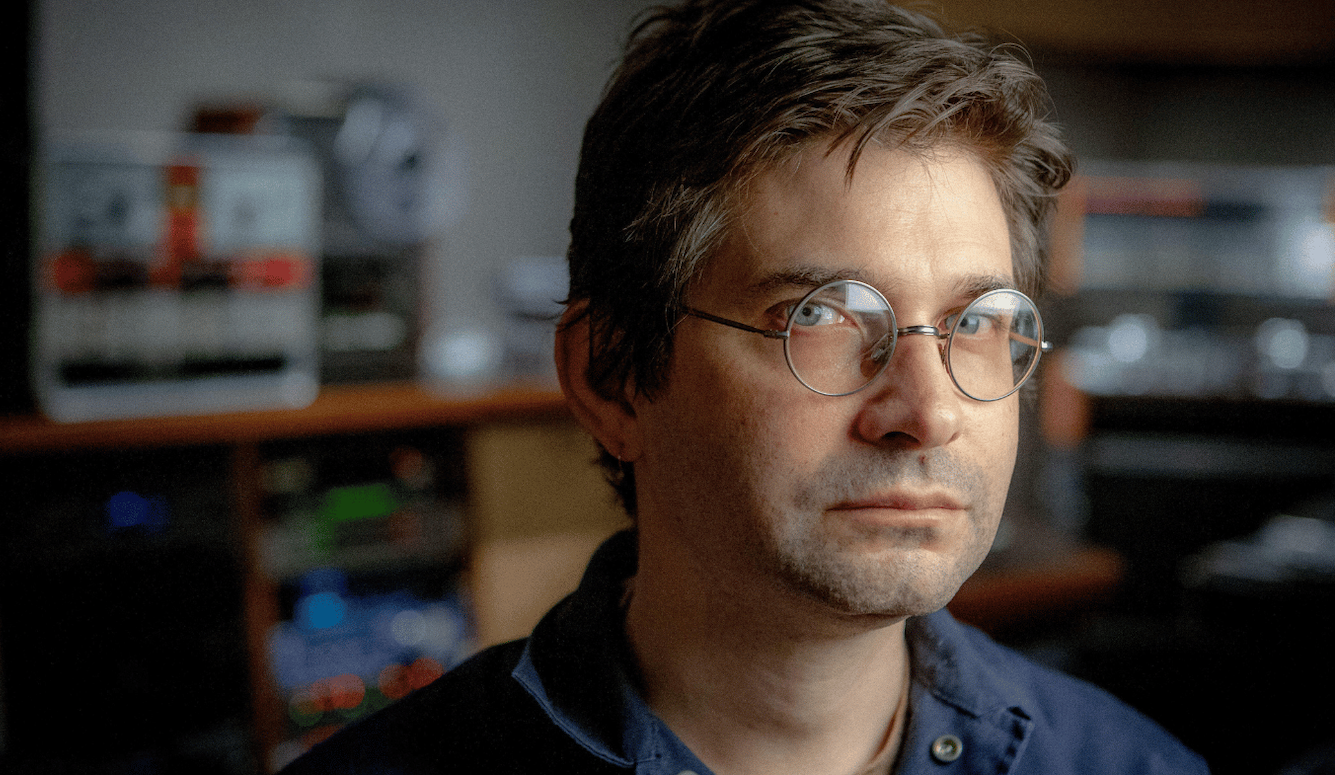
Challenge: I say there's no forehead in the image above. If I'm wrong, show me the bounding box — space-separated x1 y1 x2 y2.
704 142 1013 303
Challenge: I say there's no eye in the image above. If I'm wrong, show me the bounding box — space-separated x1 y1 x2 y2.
790 300 845 327
946 310 998 337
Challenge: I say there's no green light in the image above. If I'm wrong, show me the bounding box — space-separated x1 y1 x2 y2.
322 483 398 523
314 483 400 550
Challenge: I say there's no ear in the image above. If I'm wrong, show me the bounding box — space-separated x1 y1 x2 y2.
555 304 643 463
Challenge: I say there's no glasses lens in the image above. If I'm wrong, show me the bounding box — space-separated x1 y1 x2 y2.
946 290 1042 401
784 281 895 396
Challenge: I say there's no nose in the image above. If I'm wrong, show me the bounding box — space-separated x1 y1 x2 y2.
853 330 963 450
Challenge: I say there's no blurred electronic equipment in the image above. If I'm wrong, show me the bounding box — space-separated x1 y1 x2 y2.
1058 161 1335 403
1074 160 1335 299
198 82 463 384
266 574 471 768
418 255 567 390
34 131 322 422
1062 294 1335 402
254 429 472 769
494 256 567 384
1047 161 1335 602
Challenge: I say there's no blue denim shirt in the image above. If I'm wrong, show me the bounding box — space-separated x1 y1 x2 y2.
282 530 1209 774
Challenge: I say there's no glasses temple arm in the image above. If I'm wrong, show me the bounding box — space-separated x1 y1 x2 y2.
1009 331 1054 352
684 308 789 339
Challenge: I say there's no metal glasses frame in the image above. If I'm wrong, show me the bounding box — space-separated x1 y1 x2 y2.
683 280 1052 401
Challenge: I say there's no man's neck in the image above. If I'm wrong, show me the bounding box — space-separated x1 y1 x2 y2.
623 541 912 775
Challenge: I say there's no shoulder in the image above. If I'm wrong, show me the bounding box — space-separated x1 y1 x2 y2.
995 642 1205 773
914 612 1210 774
277 640 622 775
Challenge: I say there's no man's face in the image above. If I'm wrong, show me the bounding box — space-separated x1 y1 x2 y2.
631 142 1019 621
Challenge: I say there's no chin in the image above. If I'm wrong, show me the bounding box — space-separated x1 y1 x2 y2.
776 547 971 620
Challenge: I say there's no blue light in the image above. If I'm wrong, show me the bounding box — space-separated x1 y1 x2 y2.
105 490 168 534
297 591 347 629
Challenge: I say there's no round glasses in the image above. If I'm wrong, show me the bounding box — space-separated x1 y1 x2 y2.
684 279 1050 401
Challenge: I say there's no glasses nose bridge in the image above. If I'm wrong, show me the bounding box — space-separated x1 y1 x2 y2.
864 323 953 395
897 324 945 339
893 324 949 364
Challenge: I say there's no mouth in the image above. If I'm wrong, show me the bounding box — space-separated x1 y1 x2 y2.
826 492 966 526
831 490 965 511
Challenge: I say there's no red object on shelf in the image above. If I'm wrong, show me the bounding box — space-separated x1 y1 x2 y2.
156 162 203 289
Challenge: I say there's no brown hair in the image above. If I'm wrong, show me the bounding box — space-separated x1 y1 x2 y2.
565 0 1074 513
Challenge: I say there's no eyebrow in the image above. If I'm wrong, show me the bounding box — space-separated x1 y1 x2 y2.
952 273 1017 297
746 265 1017 300
747 265 864 296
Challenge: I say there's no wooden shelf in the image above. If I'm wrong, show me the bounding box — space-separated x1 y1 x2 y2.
0 381 571 453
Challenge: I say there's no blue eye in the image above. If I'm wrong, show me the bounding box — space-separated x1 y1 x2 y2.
949 311 997 336
791 302 843 327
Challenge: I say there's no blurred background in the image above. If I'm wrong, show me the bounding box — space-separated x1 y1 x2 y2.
1 0 1334 773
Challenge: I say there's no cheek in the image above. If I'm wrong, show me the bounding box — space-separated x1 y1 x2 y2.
976 402 1020 518
636 353 750 494
638 344 845 512
997 404 1020 476
698 353 850 469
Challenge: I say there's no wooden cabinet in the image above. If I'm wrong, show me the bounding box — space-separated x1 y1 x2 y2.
0 382 626 771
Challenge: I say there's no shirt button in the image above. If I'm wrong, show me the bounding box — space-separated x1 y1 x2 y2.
930 734 963 763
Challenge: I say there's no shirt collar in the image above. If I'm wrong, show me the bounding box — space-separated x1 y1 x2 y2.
899 612 1036 772
511 530 640 766
512 530 711 773
906 610 1037 721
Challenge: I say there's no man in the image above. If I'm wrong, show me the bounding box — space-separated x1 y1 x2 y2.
282 1 1209 772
